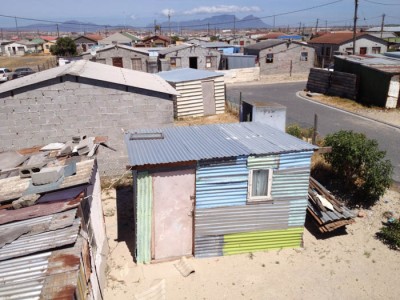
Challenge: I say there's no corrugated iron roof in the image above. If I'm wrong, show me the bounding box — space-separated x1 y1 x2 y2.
81 43 150 56
157 44 192 55
158 68 223 83
308 32 379 45
125 122 317 167
0 60 178 96
335 54 400 74
244 39 286 51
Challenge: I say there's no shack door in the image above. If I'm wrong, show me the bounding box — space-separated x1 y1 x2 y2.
202 80 216 116
152 169 195 260
112 57 123 68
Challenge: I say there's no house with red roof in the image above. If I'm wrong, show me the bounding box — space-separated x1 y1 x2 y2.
308 32 388 67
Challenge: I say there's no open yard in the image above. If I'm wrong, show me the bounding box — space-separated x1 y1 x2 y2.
101 185 400 299
0 55 57 71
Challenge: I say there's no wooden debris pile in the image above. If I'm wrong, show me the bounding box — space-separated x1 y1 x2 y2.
307 177 355 232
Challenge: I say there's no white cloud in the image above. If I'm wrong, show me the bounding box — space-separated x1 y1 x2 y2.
130 14 137 20
161 9 175 17
183 5 261 15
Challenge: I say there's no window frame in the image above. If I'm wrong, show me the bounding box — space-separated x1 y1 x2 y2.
266 53 274 64
247 168 273 203
300 51 308 61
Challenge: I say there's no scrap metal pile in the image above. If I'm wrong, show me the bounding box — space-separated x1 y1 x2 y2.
308 177 356 232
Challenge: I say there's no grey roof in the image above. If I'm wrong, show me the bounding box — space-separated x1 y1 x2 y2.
158 44 193 55
0 60 178 96
82 43 150 56
124 122 317 167
98 32 134 45
244 39 286 51
201 42 233 48
158 68 223 83
366 26 400 32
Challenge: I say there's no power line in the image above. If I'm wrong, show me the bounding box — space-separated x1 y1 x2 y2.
363 0 400 5
0 0 345 30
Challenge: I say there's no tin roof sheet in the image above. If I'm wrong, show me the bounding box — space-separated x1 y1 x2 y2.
335 54 400 74
125 122 317 167
244 39 286 51
158 68 223 83
157 44 192 55
0 60 178 96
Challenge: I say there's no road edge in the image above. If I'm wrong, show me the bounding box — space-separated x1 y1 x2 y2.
296 91 400 131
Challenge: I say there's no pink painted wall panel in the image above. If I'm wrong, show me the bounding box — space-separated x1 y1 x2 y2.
152 169 195 260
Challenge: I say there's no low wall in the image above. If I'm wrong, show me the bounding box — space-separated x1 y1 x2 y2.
218 67 260 84
306 68 357 100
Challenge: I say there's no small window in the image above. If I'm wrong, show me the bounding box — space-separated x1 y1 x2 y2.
170 57 181 68
205 56 217 69
372 47 381 54
300 52 308 61
266 53 274 63
248 169 273 202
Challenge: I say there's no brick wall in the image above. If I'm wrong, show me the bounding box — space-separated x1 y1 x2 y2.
163 47 221 71
258 43 315 76
0 75 174 176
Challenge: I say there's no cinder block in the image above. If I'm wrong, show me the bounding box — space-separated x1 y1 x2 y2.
31 166 64 185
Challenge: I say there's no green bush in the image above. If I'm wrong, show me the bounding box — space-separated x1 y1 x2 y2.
286 124 302 139
50 37 77 56
377 219 400 249
323 130 393 203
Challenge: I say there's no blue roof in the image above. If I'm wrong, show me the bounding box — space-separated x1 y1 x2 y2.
124 122 317 167
158 68 223 83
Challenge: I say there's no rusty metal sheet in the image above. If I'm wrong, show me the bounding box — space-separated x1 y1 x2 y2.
0 218 81 261
0 196 82 225
38 186 86 203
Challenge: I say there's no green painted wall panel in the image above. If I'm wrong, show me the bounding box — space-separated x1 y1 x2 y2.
136 172 152 264
223 228 303 255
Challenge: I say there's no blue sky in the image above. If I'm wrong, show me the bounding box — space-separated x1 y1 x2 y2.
1 0 400 29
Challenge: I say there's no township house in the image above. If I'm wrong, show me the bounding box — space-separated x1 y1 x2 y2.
98 32 140 46
0 141 108 299
244 39 315 76
137 35 171 48
308 32 388 67
125 122 317 263
74 34 102 53
158 44 221 71
81 44 154 72
0 60 178 176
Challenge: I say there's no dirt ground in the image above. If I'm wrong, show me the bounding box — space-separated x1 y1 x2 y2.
0 55 56 71
101 185 400 300
299 91 400 128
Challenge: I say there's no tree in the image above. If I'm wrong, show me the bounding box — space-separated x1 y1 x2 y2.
323 130 393 203
50 37 77 56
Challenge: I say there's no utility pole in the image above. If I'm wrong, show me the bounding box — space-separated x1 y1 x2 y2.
154 20 156 35
15 16 19 39
352 0 359 54
56 24 60 38
168 10 171 38
105 26 109 37
298 22 301 34
1 28 3 40
325 20 328 32
273 15 276 30
207 23 210 36
380 13 386 39
233 16 236 39
315 19 319 34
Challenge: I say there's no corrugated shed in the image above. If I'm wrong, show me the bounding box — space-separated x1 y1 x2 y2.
125 123 317 167
195 235 224 258
223 228 304 255
136 172 152 264
196 157 248 208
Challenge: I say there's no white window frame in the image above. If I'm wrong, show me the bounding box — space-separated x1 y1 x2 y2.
247 169 273 202
266 53 274 64
300 52 308 61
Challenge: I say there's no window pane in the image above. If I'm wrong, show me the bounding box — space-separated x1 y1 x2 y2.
252 170 269 196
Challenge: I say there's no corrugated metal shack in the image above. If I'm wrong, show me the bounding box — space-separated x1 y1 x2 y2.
124 123 317 263
220 54 257 70
334 54 400 108
0 138 108 299
158 68 225 118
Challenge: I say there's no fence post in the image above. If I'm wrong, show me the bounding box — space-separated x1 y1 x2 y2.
290 60 293 77
312 113 318 145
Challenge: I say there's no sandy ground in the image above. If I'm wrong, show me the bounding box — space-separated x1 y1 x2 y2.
299 91 400 128
102 186 400 300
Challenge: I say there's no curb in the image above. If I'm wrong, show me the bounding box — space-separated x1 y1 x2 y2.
296 92 400 131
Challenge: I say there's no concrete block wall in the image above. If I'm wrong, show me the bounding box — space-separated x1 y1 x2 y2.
81 47 149 72
164 46 221 71
259 43 315 76
0 75 174 176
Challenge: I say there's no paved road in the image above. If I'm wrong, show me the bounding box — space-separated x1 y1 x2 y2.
227 81 400 182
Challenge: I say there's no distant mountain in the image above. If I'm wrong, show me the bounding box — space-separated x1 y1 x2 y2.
5 20 111 33
156 14 271 31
